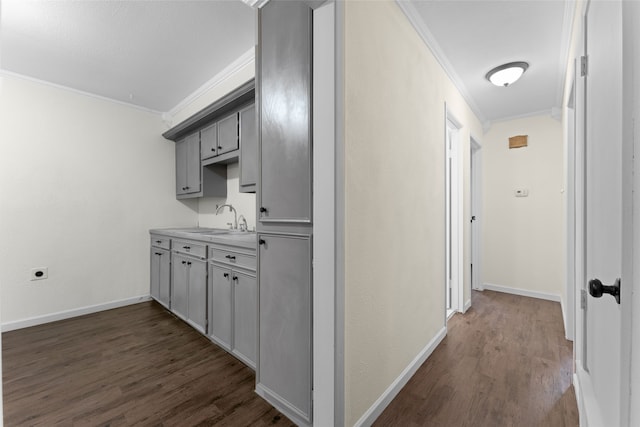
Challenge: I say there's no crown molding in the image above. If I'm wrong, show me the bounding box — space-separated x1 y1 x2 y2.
395 0 487 124
0 69 162 115
166 47 255 119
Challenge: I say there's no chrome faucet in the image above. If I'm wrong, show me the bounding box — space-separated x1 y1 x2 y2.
237 214 248 232
215 204 237 230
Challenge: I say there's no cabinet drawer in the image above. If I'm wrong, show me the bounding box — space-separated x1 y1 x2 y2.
210 247 256 271
151 235 170 250
173 239 207 258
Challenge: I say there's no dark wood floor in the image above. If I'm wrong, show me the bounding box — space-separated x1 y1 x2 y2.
374 290 579 427
2 301 294 426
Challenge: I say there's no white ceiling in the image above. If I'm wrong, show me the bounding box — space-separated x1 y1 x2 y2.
0 0 255 112
400 0 573 123
0 0 572 122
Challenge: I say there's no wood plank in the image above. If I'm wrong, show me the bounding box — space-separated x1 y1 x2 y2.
373 290 579 426
2 302 294 426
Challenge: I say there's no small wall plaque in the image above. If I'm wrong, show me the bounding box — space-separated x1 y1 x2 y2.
509 135 528 149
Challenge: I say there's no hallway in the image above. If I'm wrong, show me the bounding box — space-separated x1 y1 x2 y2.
374 290 578 426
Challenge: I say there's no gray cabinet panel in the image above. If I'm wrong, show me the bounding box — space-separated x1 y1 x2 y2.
151 247 170 308
258 233 312 422
209 264 232 350
240 104 257 193
259 2 312 224
200 123 218 160
187 258 207 333
217 113 239 156
185 133 201 194
233 271 257 367
175 138 187 195
171 254 189 319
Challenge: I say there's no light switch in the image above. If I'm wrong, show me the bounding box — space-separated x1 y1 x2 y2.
515 189 529 197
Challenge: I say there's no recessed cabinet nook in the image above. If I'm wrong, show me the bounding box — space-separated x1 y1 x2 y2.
152 1 314 425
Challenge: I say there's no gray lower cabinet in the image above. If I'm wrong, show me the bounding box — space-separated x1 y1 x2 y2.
150 247 170 308
208 260 257 368
239 104 257 193
257 233 312 423
209 264 232 350
176 133 201 196
171 252 207 333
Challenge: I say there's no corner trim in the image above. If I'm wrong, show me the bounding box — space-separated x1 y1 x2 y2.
483 282 561 302
1 295 152 332
166 47 256 119
463 299 472 313
353 326 447 427
573 372 586 427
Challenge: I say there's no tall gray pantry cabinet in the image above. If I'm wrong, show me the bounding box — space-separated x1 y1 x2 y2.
256 1 314 425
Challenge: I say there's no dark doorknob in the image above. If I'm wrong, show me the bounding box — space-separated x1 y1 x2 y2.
471 216 476 222
588 278 621 304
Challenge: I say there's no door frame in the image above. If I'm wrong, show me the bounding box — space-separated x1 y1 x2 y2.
470 137 483 292
445 106 464 318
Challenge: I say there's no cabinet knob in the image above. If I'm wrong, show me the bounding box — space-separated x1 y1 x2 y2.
155 240 162 244
211 147 215 151
259 207 268 213
183 246 190 250
185 186 190 190
225 255 236 260
259 239 266 245
182 261 186 265
217 146 222 149
155 252 162 256
233 276 238 282
223 273 229 278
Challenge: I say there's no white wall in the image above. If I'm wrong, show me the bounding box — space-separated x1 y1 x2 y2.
482 114 564 299
342 1 482 424
165 56 257 230
0 74 198 326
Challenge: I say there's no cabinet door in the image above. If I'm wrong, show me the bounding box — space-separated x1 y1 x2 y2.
259 2 312 224
187 258 207 334
239 104 257 193
209 264 232 350
233 270 257 368
171 254 189 319
200 122 218 160
258 233 312 422
217 113 239 155
151 247 170 308
175 138 188 195
185 133 201 194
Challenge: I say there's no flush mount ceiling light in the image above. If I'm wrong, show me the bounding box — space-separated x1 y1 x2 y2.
486 62 529 87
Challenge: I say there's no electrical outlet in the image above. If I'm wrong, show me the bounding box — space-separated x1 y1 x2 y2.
31 267 48 281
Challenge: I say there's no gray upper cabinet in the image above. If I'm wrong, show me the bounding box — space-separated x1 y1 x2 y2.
176 133 201 196
200 123 218 160
257 233 312 423
217 113 239 156
258 1 312 224
239 104 257 193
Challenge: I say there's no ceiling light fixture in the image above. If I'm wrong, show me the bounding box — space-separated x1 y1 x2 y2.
486 62 529 87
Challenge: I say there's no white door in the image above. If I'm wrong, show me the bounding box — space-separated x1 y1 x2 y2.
579 1 624 425
445 118 461 316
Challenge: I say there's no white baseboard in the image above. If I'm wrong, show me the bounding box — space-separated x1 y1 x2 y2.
574 363 605 427
354 326 447 427
483 283 561 302
2 295 152 332
574 371 585 427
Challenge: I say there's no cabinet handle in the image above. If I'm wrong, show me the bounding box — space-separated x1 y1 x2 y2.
223 273 229 278
183 246 190 250
211 147 215 151
233 276 238 282
187 261 192 266
155 240 162 244
217 146 222 149
259 239 266 245
259 207 268 213
155 252 162 256
182 261 186 265
185 186 190 190
225 255 236 260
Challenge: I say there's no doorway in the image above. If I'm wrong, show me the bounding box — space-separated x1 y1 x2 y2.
470 138 482 292
445 112 463 318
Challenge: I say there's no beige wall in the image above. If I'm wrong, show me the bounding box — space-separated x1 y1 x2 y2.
343 1 482 424
482 114 564 298
0 75 197 325
165 60 257 230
